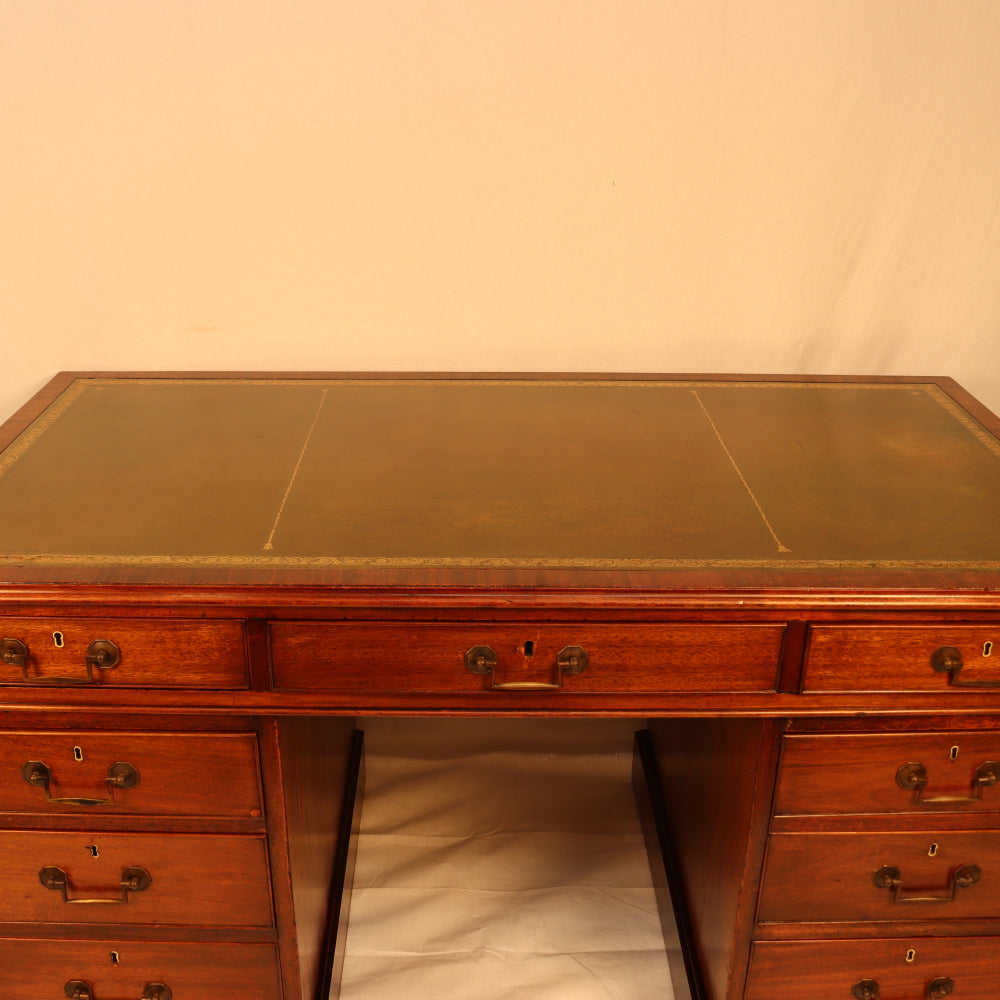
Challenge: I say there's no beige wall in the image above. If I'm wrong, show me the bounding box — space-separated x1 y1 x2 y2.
3 1 999 420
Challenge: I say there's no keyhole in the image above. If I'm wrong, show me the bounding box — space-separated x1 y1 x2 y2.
87 844 99 858
928 843 939 857
73 746 84 762
523 640 534 657
905 948 916 963
984 641 993 657
52 631 64 648
110 951 120 964
950 746 959 761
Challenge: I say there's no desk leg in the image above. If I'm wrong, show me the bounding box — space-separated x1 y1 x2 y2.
634 728 708 1000
643 719 782 1000
261 718 362 1000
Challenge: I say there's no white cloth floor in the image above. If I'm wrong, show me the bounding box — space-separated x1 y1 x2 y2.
338 717 675 1000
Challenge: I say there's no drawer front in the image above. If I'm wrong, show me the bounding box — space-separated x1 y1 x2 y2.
774 732 1000 817
804 625 1000 693
0 731 262 819
269 622 783 694
0 618 247 689
746 938 1000 1000
0 831 273 927
0 939 281 999
759 831 1000 923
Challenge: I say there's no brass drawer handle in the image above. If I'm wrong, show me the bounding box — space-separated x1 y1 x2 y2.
927 979 956 1000
853 978 953 1000
0 637 120 685
464 644 589 689
22 760 140 806
896 760 1000 803
0 637 28 667
40 865 151 904
66 982 171 1000
557 645 589 676
464 646 498 676
872 862 980 902
85 639 121 671
931 645 1000 687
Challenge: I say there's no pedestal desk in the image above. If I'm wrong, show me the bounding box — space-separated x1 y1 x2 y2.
2 373 999 1000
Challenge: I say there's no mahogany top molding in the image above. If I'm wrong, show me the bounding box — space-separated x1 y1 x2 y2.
0 372 998 597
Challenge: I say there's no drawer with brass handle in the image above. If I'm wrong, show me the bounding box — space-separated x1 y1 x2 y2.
0 731 262 819
0 939 281 1000
746 937 1000 1000
773 732 1000 816
268 621 784 696
803 625 1000 692
0 831 273 927
0 619 247 689
758 830 1000 923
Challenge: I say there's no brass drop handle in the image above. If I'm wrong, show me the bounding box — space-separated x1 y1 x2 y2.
22 760 140 806
873 862 980 902
40 865 151 904
0 637 28 667
853 978 953 1000
896 760 1000 803
557 646 589 676
931 645 1000 687
0 637 120 685
65 982 171 1000
85 639 121 670
927 979 956 1000
465 646 498 676
464 644 589 689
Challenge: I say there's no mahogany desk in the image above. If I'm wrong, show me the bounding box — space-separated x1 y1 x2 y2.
1 373 999 1000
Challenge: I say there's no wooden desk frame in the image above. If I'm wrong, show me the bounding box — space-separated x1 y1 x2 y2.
1 372 999 1000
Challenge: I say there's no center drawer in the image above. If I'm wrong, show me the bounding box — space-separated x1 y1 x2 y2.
0 831 273 927
268 622 784 694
